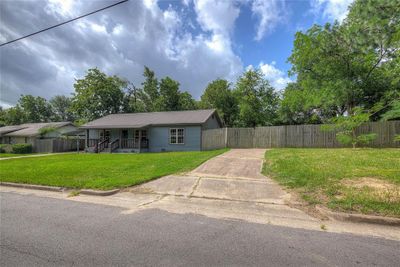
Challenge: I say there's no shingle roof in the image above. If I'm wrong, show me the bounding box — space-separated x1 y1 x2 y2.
3 122 72 137
81 109 219 129
0 125 28 136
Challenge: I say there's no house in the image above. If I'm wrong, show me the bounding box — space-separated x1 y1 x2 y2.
0 122 79 145
81 109 223 153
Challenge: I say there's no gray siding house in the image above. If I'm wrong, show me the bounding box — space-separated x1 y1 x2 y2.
81 109 222 153
0 122 79 145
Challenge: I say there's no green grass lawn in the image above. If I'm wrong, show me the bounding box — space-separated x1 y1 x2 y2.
0 149 227 190
263 148 400 217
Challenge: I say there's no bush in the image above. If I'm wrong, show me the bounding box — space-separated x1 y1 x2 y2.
0 144 12 153
12 144 33 154
0 144 7 153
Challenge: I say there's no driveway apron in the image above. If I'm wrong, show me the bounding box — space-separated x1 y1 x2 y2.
133 149 290 204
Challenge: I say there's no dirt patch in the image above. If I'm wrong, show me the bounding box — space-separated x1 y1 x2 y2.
342 177 397 190
341 177 400 202
281 188 329 220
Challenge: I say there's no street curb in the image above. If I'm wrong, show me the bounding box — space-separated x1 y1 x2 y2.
316 205 400 226
79 189 120 196
0 182 120 196
0 182 63 192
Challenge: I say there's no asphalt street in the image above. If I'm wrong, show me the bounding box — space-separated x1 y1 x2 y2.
1 191 399 266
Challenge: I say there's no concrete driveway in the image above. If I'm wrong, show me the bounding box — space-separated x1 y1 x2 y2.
132 149 289 204
123 149 322 228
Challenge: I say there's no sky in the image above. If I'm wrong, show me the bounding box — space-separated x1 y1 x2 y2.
0 0 354 108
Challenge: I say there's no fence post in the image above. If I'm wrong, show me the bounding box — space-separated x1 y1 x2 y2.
224 127 228 148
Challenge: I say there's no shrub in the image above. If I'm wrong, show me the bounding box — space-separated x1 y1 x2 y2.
38 126 58 138
12 144 33 154
0 144 7 153
321 107 377 148
0 144 12 153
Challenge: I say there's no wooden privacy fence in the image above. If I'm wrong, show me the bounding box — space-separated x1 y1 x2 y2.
201 121 400 150
34 139 85 153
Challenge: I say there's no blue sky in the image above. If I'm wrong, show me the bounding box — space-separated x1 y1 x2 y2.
0 0 353 107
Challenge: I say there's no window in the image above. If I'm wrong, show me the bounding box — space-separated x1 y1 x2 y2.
134 130 147 141
170 128 184 144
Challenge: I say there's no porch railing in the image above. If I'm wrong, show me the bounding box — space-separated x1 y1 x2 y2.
121 138 149 149
96 138 109 153
88 139 99 147
110 139 119 152
87 138 149 152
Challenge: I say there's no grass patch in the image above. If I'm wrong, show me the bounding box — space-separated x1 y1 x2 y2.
0 149 227 190
263 148 400 217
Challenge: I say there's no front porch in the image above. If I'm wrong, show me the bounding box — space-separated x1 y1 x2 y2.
85 128 149 153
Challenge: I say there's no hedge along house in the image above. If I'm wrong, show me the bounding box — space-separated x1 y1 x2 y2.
0 122 79 145
80 109 223 153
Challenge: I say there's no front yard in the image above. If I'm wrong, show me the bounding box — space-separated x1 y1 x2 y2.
263 148 400 217
0 149 227 190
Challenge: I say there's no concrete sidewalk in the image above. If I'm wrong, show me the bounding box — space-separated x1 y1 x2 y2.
0 152 76 160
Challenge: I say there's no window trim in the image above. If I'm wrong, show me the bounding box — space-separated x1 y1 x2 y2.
169 128 185 145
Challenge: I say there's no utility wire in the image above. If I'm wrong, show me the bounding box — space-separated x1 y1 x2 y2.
0 0 129 47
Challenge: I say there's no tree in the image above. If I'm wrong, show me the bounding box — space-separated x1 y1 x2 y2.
279 83 322 125
381 100 400 121
17 95 53 123
234 69 279 127
200 79 238 127
158 77 181 111
141 66 160 111
179 92 198 110
286 0 399 120
50 95 75 121
38 126 58 139
322 107 377 148
381 99 400 142
71 68 127 121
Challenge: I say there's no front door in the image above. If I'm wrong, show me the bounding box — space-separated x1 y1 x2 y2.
105 130 111 141
100 130 111 141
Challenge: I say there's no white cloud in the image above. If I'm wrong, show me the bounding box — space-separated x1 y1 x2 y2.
194 0 240 35
251 0 285 41
0 0 244 106
258 62 292 90
311 0 354 22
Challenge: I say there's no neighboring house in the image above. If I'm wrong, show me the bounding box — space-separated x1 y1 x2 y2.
0 122 79 145
81 109 223 153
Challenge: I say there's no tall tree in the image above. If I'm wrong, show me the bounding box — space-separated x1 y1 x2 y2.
50 95 75 121
0 105 26 125
200 79 238 127
179 92 198 111
286 0 399 119
234 69 279 127
18 95 53 123
158 77 181 111
71 68 127 121
141 66 159 111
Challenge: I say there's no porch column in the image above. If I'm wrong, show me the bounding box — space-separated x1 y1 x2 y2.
138 129 142 153
86 129 89 148
119 129 122 148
